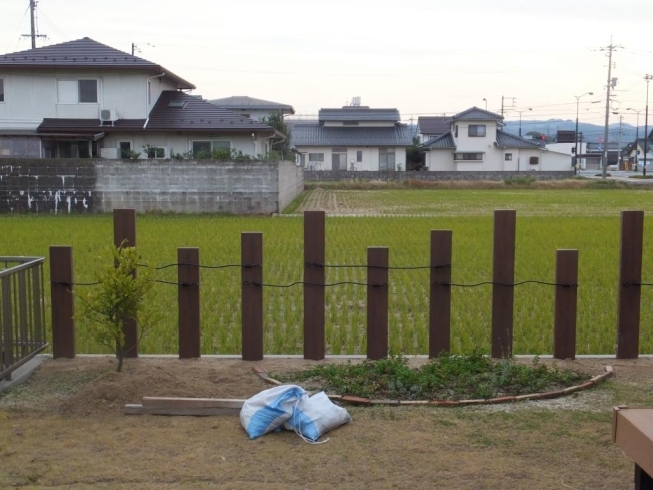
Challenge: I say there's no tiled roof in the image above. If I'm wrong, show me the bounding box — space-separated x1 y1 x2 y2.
318 107 400 122
0 37 195 89
37 118 146 133
417 116 450 135
291 124 412 147
146 91 275 133
420 132 456 149
453 106 503 121
208 96 295 114
495 130 545 149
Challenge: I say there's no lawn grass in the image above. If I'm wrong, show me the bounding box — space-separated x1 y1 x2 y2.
3 187 653 355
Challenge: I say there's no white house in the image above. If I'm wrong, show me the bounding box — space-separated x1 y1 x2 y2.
208 96 295 121
421 107 571 172
624 135 653 169
291 105 412 171
417 116 450 144
0 38 277 159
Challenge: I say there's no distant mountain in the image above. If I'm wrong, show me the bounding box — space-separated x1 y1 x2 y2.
503 119 645 144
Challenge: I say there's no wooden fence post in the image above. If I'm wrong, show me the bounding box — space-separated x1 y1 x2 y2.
304 211 325 360
178 248 200 359
491 210 516 358
554 249 579 360
113 208 138 358
367 247 389 360
241 232 263 361
617 210 644 359
430 230 452 357
50 246 75 359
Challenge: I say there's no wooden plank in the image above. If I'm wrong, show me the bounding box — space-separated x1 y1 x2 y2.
491 210 516 358
241 232 263 361
50 246 75 359
303 211 326 360
617 210 644 359
554 249 579 360
178 248 200 359
429 230 452 357
124 404 240 416
142 397 244 409
113 208 138 358
367 247 389 360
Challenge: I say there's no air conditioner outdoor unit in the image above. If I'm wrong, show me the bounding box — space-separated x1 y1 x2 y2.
100 109 118 125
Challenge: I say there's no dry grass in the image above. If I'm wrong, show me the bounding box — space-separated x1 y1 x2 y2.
0 357 650 489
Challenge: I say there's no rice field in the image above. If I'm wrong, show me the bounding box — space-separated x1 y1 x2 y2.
3 187 653 356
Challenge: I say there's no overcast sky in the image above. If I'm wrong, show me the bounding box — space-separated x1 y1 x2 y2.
2 0 652 128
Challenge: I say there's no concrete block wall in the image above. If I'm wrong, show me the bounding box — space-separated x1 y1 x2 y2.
304 170 574 181
0 159 304 214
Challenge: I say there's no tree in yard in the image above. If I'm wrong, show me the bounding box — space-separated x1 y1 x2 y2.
406 136 425 170
76 243 158 372
261 111 292 159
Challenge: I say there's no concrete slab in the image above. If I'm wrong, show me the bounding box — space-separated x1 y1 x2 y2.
0 356 46 394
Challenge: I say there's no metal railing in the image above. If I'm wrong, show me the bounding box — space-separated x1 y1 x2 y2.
1 256 48 381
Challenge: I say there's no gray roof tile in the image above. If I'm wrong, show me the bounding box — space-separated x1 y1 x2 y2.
495 130 545 148
318 107 400 122
417 116 450 135
453 106 503 121
291 124 412 147
208 96 295 114
420 132 456 149
146 91 274 133
0 37 195 89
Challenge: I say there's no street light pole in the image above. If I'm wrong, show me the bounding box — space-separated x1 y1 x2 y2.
627 108 641 170
517 108 532 137
645 75 652 176
574 92 593 172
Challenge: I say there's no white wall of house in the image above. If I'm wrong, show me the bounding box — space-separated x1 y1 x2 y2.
426 147 571 172
296 146 407 171
99 132 266 159
322 121 395 128
0 69 178 130
451 121 498 152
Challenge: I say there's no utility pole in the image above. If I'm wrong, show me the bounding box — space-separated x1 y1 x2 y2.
644 74 652 176
500 96 516 118
21 0 46 49
131 43 137 55
601 39 621 179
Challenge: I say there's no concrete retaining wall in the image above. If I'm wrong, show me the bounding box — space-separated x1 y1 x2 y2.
0 159 303 214
304 170 574 181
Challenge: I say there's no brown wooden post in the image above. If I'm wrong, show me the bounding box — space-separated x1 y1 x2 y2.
178 248 200 359
113 208 138 358
554 249 579 360
367 247 389 360
50 246 75 359
430 230 452 357
304 211 325 360
617 210 644 359
491 210 516 358
241 232 263 361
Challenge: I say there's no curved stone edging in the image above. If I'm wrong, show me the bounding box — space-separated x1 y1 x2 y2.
253 365 613 407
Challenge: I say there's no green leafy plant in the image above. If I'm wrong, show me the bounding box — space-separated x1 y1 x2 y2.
143 145 165 159
76 243 158 372
212 148 232 160
121 149 141 160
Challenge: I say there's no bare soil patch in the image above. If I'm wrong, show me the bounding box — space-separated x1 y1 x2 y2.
1 356 651 489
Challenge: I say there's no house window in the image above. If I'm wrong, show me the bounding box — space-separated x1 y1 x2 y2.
454 152 484 161
146 146 166 159
119 141 132 159
191 140 231 158
0 79 4 102
57 79 98 103
379 148 395 170
505 153 513 161
356 150 363 163
308 153 324 162
530 156 539 165
468 125 486 137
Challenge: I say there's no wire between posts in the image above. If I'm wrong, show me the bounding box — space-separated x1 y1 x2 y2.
305 261 451 270
626 282 653 287
51 281 100 287
434 280 578 288
137 262 261 270
243 281 389 288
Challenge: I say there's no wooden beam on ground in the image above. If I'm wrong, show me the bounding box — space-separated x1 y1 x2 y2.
142 397 244 409
124 404 240 416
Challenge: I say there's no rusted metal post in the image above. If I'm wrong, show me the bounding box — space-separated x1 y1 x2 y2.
430 230 452 357
617 211 644 359
241 232 263 361
491 210 516 358
367 247 389 360
178 248 200 359
554 249 579 360
113 208 138 358
304 211 325 360
50 246 75 359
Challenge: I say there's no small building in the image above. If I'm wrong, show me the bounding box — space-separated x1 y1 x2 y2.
417 116 450 144
207 96 295 121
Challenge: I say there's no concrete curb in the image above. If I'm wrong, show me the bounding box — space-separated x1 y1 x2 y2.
0 356 46 394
